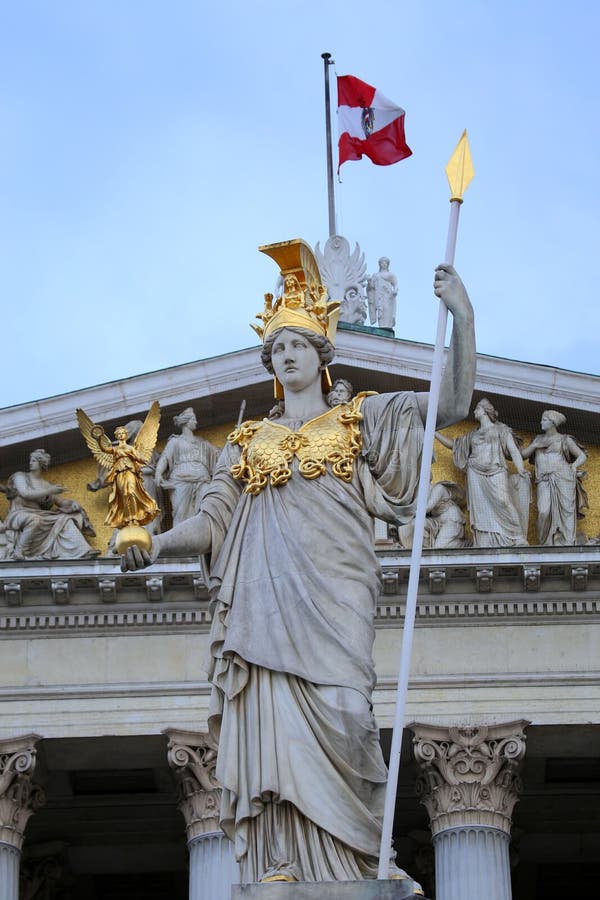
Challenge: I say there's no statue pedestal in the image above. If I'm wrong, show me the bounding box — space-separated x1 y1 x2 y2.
232 882 427 900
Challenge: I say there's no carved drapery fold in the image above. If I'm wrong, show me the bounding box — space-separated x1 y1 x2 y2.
0 734 45 851
164 728 221 842
410 721 529 836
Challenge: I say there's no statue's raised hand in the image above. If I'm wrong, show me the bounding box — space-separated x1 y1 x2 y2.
433 264 472 321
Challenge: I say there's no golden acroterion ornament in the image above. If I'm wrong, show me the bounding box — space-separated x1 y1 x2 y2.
76 401 161 554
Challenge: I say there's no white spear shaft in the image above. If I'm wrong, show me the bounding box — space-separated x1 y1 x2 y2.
377 132 473 879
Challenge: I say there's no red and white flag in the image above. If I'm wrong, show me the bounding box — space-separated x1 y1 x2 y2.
337 74 412 170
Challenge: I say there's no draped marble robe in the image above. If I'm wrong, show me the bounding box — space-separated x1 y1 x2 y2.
530 434 588 545
199 392 423 882
452 422 527 547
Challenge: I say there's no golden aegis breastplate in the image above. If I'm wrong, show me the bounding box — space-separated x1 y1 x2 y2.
227 393 374 495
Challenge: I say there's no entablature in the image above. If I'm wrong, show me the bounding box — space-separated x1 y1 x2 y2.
1 546 600 637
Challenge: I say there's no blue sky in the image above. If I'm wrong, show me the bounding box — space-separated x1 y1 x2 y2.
1 1 598 408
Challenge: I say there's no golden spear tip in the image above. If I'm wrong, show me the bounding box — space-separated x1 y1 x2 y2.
445 129 475 203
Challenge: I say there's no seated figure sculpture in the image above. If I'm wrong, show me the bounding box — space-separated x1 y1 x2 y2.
397 481 469 549
521 410 588 545
436 398 530 547
1 449 98 560
121 240 476 886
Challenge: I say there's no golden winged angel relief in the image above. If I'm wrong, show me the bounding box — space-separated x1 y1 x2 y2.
76 401 161 554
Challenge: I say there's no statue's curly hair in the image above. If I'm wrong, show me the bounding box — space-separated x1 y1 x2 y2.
30 448 51 470
478 398 499 423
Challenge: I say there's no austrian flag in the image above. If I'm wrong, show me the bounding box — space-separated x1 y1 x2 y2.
337 75 412 170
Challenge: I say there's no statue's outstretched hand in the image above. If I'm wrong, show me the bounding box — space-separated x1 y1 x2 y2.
433 264 472 320
120 543 157 572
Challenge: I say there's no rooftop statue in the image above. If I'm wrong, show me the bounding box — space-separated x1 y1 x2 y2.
155 408 218 526
521 410 588 545
0 449 98 560
367 256 398 330
314 235 368 325
436 398 530 547
77 402 161 553
121 238 476 885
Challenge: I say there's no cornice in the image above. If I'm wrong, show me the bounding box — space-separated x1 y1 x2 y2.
1 334 598 447
0 348 267 448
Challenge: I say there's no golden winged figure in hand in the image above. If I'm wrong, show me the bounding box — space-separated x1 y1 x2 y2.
76 401 161 553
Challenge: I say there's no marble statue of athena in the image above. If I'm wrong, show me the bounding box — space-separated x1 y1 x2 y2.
122 239 476 884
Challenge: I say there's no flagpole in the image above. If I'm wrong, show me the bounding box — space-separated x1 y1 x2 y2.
321 52 337 236
377 132 474 880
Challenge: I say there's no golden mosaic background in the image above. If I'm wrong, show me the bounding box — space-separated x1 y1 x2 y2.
1 419 598 554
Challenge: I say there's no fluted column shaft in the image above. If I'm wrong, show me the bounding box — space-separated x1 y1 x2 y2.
164 728 239 900
433 825 511 900
411 720 529 900
189 830 239 900
0 843 20 900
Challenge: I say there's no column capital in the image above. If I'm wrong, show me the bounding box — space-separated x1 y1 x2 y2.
163 728 221 842
0 734 45 852
410 721 529 836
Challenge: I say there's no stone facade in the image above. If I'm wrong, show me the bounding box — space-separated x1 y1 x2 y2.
0 334 598 897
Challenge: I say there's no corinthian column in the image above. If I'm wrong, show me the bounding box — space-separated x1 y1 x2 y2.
0 735 45 900
164 729 238 900
410 721 528 900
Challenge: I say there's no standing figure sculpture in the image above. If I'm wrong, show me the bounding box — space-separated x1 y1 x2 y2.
154 408 218 526
86 419 164 548
121 240 476 885
1 449 98 560
367 257 398 329
77 402 161 552
436 398 529 547
521 410 588 545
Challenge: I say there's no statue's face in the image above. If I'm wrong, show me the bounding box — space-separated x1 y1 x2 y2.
328 382 352 405
541 413 552 432
179 411 197 430
271 328 321 395
473 401 486 421
115 427 128 441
